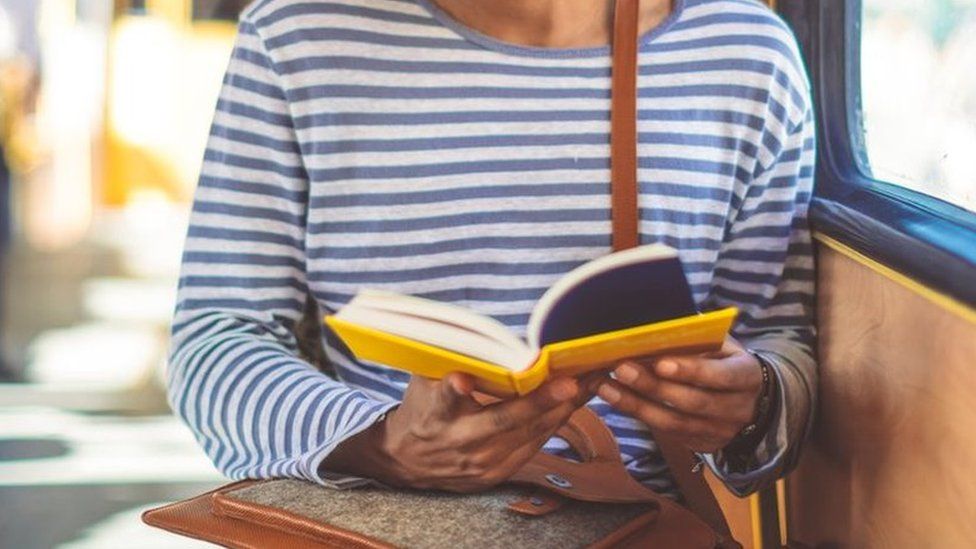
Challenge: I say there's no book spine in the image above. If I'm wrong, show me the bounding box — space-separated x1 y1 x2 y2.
512 353 551 395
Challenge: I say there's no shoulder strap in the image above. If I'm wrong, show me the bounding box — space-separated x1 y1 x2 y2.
610 0 736 544
611 0 640 251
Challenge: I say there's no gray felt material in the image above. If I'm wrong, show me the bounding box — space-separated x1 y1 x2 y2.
228 480 650 548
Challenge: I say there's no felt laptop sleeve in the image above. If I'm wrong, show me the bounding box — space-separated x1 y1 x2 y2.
143 407 731 548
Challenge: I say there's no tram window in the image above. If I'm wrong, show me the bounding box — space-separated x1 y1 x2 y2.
192 0 250 21
860 0 976 213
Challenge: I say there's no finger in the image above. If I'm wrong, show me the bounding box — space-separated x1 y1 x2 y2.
676 435 731 454
429 372 479 419
597 380 738 441
448 399 583 489
697 335 742 359
492 433 556 480
518 397 580 445
467 377 579 434
574 371 605 405
435 405 572 490
613 362 755 423
650 351 760 391
486 402 579 480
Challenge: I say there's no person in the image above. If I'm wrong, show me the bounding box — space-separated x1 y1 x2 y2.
0 1 12 262
194 0 254 21
0 0 41 381
168 0 816 498
0 2 28 380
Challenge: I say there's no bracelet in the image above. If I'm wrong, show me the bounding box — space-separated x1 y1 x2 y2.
721 351 777 469
739 352 772 437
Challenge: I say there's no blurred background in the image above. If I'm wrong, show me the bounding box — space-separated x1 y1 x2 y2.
862 0 976 211
0 0 972 547
0 1 247 547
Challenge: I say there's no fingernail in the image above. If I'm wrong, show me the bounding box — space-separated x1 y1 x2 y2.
598 384 621 404
447 374 470 395
551 379 578 401
657 360 678 376
615 363 639 384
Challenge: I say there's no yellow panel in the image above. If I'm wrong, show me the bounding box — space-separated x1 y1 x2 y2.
814 233 976 325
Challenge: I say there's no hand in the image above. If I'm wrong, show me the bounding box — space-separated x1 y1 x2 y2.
595 337 763 453
324 373 593 493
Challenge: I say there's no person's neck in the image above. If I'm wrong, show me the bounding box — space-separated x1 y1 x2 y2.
429 0 674 49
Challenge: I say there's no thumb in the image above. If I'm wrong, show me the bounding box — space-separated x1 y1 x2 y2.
432 372 476 419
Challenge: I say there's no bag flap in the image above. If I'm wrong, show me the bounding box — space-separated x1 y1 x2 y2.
214 479 655 549
143 479 719 549
211 482 394 548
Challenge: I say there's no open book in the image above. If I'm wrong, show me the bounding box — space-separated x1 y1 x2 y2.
325 244 737 396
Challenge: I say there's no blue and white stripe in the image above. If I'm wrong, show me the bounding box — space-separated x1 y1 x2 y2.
169 0 817 496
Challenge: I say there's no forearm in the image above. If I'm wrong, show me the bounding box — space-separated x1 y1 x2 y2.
169 325 397 485
320 407 404 486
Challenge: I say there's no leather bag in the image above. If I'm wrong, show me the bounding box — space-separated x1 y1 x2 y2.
143 406 738 548
143 0 743 546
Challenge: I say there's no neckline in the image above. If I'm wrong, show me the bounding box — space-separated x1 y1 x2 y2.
415 0 687 59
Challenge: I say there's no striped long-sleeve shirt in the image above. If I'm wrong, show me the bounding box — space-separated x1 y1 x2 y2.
168 0 817 497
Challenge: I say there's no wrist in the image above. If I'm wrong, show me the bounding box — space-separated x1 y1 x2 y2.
723 351 778 459
745 351 776 436
320 407 405 486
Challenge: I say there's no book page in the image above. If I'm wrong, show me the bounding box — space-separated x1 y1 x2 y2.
349 289 527 349
336 306 535 371
526 244 682 348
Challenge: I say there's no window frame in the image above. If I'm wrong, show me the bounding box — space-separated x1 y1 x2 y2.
779 0 976 308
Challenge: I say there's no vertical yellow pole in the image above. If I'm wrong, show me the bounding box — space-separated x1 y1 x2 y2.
749 494 764 549
777 479 789 545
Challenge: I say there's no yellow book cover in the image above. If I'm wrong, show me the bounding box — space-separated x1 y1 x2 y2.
324 244 738 396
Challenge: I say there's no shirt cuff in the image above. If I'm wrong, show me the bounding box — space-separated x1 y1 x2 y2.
699 350 790 497
305 399 400 489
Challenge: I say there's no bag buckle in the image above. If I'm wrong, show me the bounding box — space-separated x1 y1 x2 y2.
544 473 573 489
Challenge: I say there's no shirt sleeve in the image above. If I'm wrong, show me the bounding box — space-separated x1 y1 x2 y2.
699 86 818 497
166 16 397 487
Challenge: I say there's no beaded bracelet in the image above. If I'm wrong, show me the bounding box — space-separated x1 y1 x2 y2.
739 352 772 437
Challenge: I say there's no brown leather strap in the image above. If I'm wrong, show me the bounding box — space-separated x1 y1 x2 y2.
656 433 736 544
510 408 662 504
611 0 640 252
608 0 736 546
509 407 728 549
